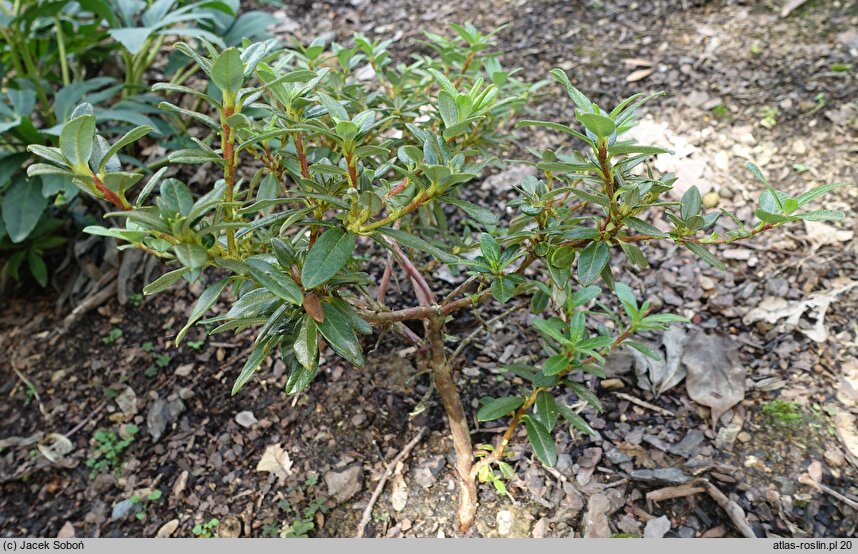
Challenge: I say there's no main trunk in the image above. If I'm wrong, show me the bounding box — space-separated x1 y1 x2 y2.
427 315 477 532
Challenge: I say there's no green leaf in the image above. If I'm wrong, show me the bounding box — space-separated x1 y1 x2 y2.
143 267 186 295
428 68 458 97
246 258 303 305
535 391 559 431
176 278 229 345
626 340 661 361
173 243 208 272
476 397 523 422
135 167 169 207
680 186 701 220
532 318 570 347
796 183 847 207
301 228 355 289
479 232 500 265
60 114 96 171
550 245 576 268
794 209 846 222
576 112 615 138
523 416 557 467
317 92 348 121
608 144 671 156
515 119 593 145
284 358 318 396
746 161 768 185
108 27 153 55
211 48 244 97
556 403 597 437
567 381 603 411
27 250 48 287
542 354 569 376
167 148 224 165
577 241 609 286
375 227 459 264
443 196 499 227
614 282 638 318
293 315 319 370
549 69 591 112
317 300 364 367
1 177 47 243
684 242 726 271
625 217 667 237
232 336 277 394
27 145 68 167
755 209 793 224
438 91 458 127
491 275 516 303
572 285 601 306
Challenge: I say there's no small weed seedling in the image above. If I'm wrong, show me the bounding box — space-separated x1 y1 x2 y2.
474 443 515 497
264 475 329 538
86 425 138 477
761 400 803 427
129 489 163 521
22 383 37 407
101 327 123 345
187 340 205 350
192 518 220 538
760 106 779 129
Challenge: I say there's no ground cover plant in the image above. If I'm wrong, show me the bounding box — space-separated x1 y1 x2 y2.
22 22 848 533
0 0 271 287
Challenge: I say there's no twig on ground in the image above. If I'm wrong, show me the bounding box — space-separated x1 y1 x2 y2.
356 428 426 538
614 392 675 417
11 366 48 420
65 401 107 438
646 478 755 537
646 482 707 502
698 479 757 538
799 474 858 510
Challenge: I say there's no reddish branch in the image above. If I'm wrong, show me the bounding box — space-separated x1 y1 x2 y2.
386 177 410 199
92 174 130 210
294 132 311 179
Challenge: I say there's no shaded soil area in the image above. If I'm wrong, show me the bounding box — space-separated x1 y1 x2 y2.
2 0 857 539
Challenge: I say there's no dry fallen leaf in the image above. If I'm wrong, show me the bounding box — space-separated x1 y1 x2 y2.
37 433 73 463
626 68 654 82
833 411 858 470
632 326 687 397
807 460 823 483
742 281 858 343
156 519 179 538
390 473 408 511
683 329 745 429
838 358 858 407
257 443 293 483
